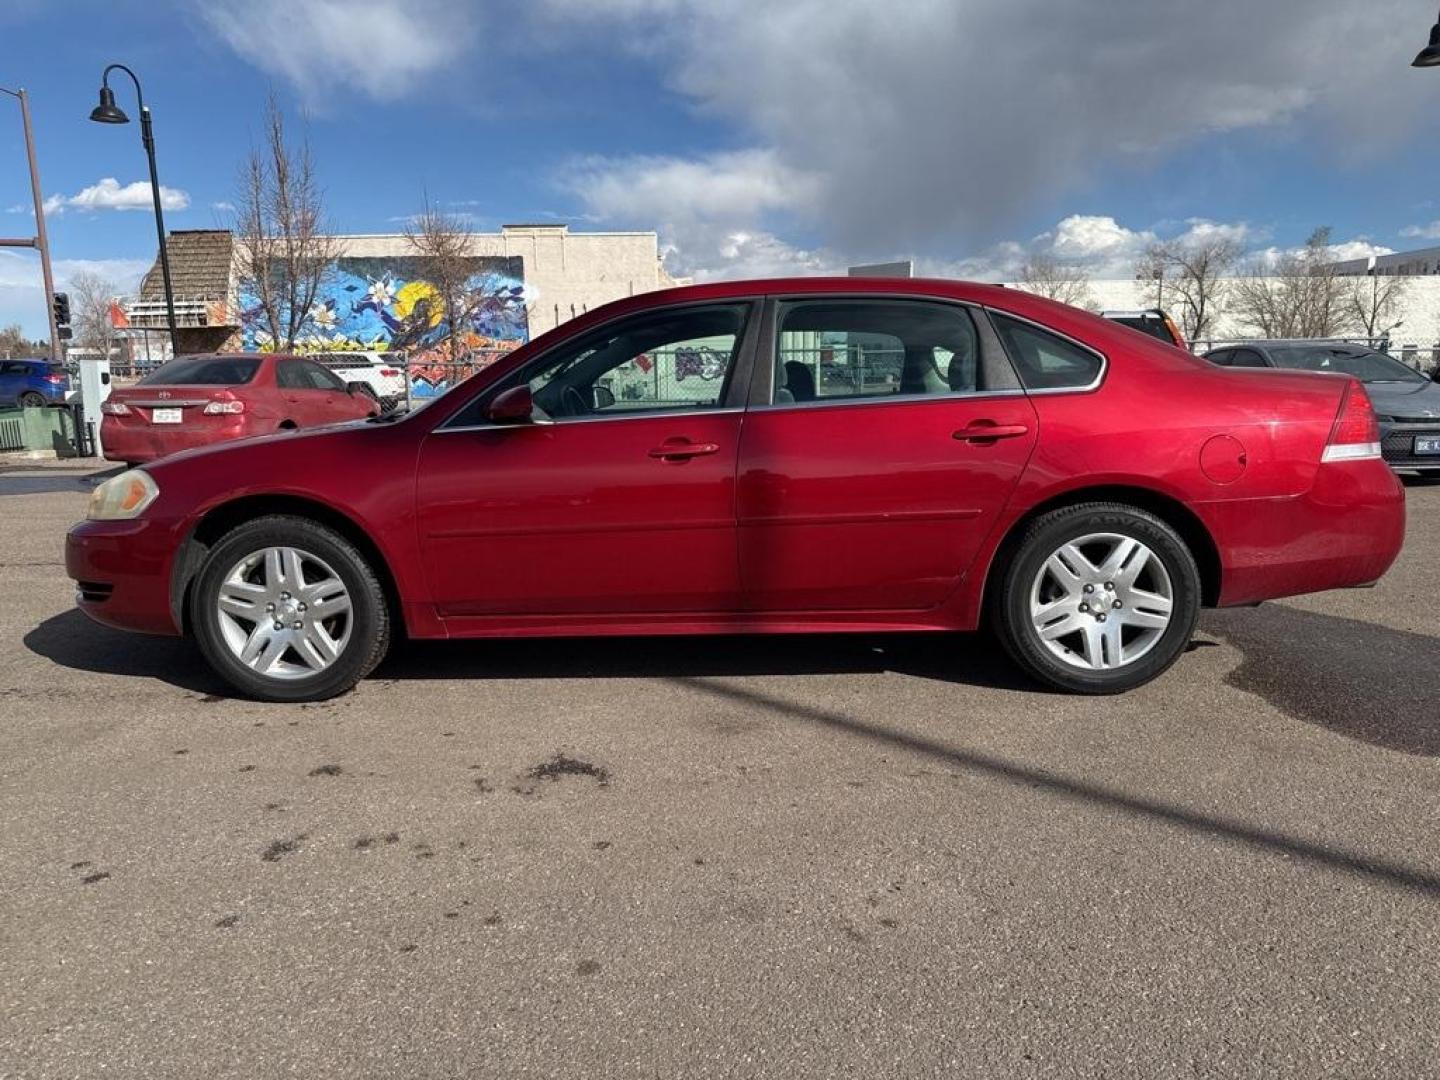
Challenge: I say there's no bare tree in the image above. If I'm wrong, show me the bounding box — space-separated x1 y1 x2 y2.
1345 270 1410 340
1231 228 1349 339
0 324 46 359
404 192 478 363
231 94 339 352
1135 236 1241 342
1016 254 1095 309
67 270 120 359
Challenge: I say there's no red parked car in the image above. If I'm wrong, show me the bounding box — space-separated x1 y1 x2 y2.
67 279 1405 701
100 353 379 466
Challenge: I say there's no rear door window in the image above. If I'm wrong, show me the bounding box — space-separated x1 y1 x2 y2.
771 299 986 404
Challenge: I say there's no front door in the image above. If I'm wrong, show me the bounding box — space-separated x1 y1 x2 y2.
737 297 1039 612
416 301 758 617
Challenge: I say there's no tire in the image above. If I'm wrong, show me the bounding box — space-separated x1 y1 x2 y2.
18 391 45 409
189 515 391 702
991 502 1201 695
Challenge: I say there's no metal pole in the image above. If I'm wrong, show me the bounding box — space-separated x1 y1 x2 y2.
1 87 60 365
17 91 60 365
139 106 178 355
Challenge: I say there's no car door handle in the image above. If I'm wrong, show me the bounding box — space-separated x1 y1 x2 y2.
953 422 1030 443
648 440 720 461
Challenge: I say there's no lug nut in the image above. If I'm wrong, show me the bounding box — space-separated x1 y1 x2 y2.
273 621 283 631
297 603 307 612
293 621 303 630
1079 603 1089 613
281 591 291 600
265 602 275 612
1105 582 1114 591
1113 600 1123 609
1083 584 1095 594
1096 613 1107 623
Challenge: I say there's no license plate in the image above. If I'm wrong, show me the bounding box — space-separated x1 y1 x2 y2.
151 408 182 424
1416 435 1440 456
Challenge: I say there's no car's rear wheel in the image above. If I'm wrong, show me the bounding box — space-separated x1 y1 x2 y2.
992 502 1200 694
18 391 45 408
190 515 390 702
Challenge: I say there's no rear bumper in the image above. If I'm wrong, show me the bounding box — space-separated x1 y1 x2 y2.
101 415 252 464
66 516 184 636
1203 458 1406 607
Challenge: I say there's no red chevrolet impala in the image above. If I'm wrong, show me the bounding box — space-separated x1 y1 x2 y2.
66 279 1405 701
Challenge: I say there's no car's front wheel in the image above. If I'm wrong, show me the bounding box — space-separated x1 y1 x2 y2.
992 502 1200 694
190 515 390 702
18 391 45 408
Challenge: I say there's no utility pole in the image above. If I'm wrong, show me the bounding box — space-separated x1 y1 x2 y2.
1 86 61 364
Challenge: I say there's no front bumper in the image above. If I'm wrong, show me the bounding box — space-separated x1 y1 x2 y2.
1380 422 1440 471
1201 457 1406 607
66 516 184 635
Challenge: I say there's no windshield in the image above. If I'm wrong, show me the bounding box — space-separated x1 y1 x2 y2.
137 356 261 386
1269 346 1426 383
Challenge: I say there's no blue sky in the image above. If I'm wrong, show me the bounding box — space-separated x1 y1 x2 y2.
3 0 1440 338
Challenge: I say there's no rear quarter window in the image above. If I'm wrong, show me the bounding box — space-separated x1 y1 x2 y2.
990 313 1104 390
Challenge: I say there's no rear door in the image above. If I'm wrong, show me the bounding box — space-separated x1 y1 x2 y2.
736 297 1039 612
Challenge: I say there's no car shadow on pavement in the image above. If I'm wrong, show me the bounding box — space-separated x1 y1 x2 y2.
1200 605 1440 757
374 631 1042 692
23 610 225 695
670 675 1440 901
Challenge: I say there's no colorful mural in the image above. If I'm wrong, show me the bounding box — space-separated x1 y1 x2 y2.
240 255 529 397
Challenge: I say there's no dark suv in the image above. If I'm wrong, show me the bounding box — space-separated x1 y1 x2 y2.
1101 309 1186 350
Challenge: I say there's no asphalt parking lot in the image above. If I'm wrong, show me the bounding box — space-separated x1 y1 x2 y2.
1 458 1438 1079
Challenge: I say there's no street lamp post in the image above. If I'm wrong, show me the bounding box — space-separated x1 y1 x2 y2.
0 87 61 365
1414 7 1440 66
89 63 178 355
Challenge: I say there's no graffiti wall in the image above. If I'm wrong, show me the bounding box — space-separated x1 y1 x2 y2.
240 255 529 397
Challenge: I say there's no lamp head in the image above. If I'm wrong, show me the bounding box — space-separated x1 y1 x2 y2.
1414 21 1440 67
89 84 129 123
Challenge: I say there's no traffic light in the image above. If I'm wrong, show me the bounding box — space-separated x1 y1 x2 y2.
52 292 72 341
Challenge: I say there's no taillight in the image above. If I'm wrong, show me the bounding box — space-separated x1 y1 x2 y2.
44 374 67 384
204 400 245 415
379 368 400 377
1322 381 1382 463
100 401 131 416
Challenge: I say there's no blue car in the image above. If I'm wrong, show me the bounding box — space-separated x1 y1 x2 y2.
0 358 71 408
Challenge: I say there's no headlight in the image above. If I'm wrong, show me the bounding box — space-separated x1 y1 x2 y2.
87 469 159 521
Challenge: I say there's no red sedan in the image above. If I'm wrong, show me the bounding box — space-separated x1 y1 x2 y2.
67 279 1405 701
100 353 378 466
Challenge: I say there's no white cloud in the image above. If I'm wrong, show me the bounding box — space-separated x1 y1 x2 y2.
196 0 478 104
42 178 190 216
1400 221 1440 241
0 251 149 338
211 201 236 213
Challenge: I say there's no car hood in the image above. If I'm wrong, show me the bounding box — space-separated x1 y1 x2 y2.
1365 378 1440 419
140 418 374 473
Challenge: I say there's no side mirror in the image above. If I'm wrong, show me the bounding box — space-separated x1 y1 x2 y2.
486 384 535 424
592 385 615 410
347 381 377 400
1431 368 1440 384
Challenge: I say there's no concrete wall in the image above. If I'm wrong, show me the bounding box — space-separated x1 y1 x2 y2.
1040 277 1440 350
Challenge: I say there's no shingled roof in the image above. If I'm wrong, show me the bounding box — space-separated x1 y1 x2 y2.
139 229 234 300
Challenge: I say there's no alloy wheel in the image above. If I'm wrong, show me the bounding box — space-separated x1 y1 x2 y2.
214 546 352 681
1028 532 1174 671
